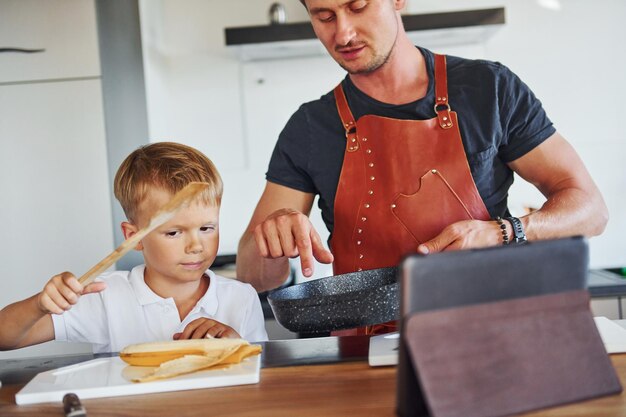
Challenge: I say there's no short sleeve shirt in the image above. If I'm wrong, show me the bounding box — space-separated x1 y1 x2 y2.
266 47 556 236
52 266 268 353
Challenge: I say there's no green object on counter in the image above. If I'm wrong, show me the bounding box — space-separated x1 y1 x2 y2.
605 268 626 278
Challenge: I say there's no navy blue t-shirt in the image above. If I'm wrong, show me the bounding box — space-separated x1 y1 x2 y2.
266 47 556 236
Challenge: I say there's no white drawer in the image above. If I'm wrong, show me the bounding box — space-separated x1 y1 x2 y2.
0 0 100 83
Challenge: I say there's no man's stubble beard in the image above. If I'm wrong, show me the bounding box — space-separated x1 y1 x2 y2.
340 47 391 75
340 15 400 75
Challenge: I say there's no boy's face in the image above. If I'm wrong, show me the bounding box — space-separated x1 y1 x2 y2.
126 187 220 285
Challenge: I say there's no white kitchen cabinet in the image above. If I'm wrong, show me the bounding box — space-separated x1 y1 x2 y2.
0 79 114 359
0 79 113 275
0 0 113 359
0 0 100 83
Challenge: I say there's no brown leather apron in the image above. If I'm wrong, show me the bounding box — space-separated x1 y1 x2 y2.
330 54 490 336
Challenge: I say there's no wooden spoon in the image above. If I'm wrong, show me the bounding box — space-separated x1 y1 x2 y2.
78 182 209 285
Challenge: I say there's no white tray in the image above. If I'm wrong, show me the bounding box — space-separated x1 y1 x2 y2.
16 354 260 405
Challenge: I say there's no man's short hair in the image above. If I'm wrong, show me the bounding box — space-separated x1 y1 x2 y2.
114 142 223 223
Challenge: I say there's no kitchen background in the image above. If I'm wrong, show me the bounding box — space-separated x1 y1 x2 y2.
1 0 625 358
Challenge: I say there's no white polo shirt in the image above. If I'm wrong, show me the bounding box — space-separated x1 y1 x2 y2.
52 265 268 353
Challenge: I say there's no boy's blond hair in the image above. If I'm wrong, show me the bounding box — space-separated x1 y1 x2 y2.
114 142 223 223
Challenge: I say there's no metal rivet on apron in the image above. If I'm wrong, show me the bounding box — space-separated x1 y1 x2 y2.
431 169 438 174
351 138 356 142
368 190 374 195
443 117 448 121
437 97 441 101
364 204 370 208
359 254 364 259
358 228 363 233
391 204 397 208
362 137 368 142
368 163 374 167
357 241 362 245
370 176 375 181
366 149 372 154
361 217 367 222
357 268 363 271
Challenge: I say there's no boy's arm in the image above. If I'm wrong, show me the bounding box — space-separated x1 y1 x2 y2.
0 271 106 350
0 294 54 350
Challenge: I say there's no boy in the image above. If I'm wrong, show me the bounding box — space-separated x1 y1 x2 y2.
0 142 268 353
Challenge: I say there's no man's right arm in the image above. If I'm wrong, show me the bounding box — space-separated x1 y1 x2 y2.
236 182 333 292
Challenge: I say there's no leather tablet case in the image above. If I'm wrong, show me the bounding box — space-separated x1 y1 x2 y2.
396 237 621 417
404 290 621 417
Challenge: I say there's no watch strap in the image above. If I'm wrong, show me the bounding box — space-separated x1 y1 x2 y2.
504 217 527 243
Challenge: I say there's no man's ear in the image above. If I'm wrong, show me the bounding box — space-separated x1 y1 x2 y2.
121 222 144 251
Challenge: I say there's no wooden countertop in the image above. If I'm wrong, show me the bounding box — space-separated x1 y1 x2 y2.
0 362 394 417
2 355 626 416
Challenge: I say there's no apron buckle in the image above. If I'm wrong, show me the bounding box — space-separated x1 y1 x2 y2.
434 103 453 129
346 126 359 152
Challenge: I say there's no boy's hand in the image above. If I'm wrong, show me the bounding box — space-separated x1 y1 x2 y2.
173 318 241 340
37 272 107 315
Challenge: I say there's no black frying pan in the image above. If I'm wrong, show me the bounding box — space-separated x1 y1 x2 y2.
267 266 399 333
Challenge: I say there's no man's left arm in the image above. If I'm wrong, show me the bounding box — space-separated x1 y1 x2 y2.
506 132 608 239
419 132 608 253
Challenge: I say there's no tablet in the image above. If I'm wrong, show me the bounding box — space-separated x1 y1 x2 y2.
397 236 589 417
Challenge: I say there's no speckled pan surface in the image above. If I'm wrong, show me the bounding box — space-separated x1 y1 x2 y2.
267 267 399 333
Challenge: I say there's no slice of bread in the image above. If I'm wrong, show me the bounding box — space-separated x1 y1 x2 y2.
120 338 250 367
120 338 262 382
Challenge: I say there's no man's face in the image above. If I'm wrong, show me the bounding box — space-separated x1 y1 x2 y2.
133 187 220 285
305 0 402 74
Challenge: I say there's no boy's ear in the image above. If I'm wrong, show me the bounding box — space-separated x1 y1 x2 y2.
121 222 144 251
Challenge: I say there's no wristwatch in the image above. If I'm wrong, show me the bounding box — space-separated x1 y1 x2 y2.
504 217 527 244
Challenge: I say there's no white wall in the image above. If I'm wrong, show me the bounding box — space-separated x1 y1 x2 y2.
140 0 626 275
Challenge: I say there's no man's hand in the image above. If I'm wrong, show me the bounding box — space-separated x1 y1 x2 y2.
37 272 106 315
417 219 508 254
254 208 334 277
173 318 240 340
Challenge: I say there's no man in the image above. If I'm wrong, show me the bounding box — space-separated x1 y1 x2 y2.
237 0 607 299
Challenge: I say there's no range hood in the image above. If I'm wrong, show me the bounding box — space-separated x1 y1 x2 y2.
225 8 505 61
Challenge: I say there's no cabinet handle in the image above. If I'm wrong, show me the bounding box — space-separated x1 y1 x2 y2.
0 48 46 53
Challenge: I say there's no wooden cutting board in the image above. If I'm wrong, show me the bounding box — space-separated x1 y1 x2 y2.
15 355 260 405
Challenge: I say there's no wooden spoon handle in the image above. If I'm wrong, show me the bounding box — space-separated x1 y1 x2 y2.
78 182 209 285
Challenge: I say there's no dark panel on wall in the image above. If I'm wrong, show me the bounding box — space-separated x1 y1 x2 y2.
95 0 148 270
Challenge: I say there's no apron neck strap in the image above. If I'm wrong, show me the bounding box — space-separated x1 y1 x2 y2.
434 54 453 129
334 83 359 152
434 54 449 106
334 83 356 133
333 53 453 132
